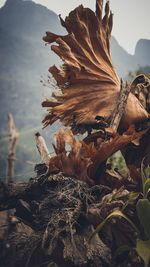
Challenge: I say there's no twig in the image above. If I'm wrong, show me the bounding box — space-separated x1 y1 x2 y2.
110 80 131 132
7 113 19 183
6 113 19 231
35 132 51 166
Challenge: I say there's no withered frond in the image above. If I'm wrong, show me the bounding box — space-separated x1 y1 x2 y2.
42 0 148 133
49 128 95 185
48 126 147 185
42 0 120 132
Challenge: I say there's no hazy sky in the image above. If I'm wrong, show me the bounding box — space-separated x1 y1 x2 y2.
0 0 150 54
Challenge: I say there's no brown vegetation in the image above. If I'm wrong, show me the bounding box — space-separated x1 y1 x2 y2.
1 1 150 267
42 0 149 133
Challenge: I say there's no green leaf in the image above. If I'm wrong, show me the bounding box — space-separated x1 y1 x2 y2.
122 192 141 211
89 210 139 242
48 263 57 267
141 159 147 193
144 178 150 196
141 161 150 195
136 239 150 267
144 165 150 180
129 192 141 200
136 199 150 239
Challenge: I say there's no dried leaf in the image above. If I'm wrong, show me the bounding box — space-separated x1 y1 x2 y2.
48 126 147 185
42 0 148 133
88 126 147 178
48 128 94 185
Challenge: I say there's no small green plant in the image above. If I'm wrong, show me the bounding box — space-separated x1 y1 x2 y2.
141 160 150 197
47 262 58 267
90 161 150 266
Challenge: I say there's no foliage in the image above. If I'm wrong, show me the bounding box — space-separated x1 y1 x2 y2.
40 3 150 264
136 240 150 267
128 66 150 81
107 151 128 175
42 0 149 134
90 161 150 267
48 262 58 267
89 210 139 242
141 161 150 196
1 0 150 267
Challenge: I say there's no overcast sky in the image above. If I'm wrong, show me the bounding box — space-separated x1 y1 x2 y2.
0 0 150 54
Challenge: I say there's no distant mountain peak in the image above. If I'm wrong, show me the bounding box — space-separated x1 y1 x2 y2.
4 0 33 7
7 0 24 2
4 0 22 6
6 0 23 3
134 39 150 66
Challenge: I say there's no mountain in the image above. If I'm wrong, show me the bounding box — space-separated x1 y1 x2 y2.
0 0 65 130
111 37 138 77
0 0 65 179
111 38 150 78
134 39 150 67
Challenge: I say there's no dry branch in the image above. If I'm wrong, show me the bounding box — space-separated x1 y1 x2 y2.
110 81 131 132
35 132 51 166
7 113 19 183
6 113 19 233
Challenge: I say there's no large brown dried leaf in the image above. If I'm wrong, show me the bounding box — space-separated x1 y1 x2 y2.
42 0 148 133
49 128 95 185
88 126 148 178
48 127 147 185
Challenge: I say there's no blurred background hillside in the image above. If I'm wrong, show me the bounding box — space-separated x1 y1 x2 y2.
0 0 150 180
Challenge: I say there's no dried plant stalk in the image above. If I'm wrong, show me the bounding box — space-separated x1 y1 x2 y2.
7 113 19 183
110 82 131 132
35 132 51 166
